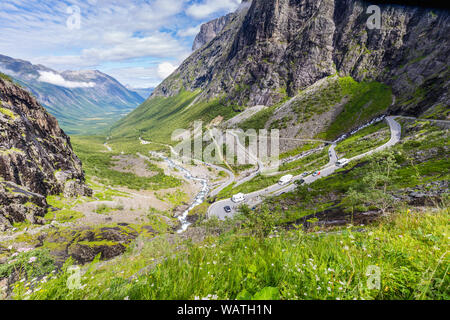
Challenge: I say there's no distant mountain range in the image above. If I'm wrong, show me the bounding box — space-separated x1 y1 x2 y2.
126 86 154 100
0 54 144 134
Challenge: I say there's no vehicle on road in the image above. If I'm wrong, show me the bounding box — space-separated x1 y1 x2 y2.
231 193 246 203
301 172 310 177
224 206 232 213
336 158 350 167
296 179 305 185
312 171 321 177
279 174 294 185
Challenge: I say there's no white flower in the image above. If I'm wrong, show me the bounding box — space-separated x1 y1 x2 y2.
28 257 37 263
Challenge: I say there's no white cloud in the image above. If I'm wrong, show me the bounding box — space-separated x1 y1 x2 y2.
105 66 161 88
0 0 242 87
38 71 95 88
157 62 178 79
81 34 189 63
186 0 241 19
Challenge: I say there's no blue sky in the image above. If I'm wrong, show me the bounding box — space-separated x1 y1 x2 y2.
0 0 242 88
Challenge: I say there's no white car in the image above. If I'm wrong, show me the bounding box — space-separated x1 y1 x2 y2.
278 174 294 186
336 158 350 167
232 193 246 203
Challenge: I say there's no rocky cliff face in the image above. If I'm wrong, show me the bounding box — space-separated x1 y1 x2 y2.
154 0 449 117
193 13 236 51
0 77 91 230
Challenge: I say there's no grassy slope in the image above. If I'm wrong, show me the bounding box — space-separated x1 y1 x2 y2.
71 136 180 191
111 90 241 143
13 207 449 300
318 77 393 140
335 122 390 159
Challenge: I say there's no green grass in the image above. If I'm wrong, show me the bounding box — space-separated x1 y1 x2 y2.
0 106 17 119
317 77 392 140
111 90 241 143
280 142 321 160
0 72 13 82
13 208 449 300
335 122 390 159
421 104 450 120
71 136 181 191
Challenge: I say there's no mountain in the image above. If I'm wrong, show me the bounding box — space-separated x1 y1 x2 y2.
126 86 155 100
112 0 449 146
0 55 144 135
192 13 236 51
0 74 91 231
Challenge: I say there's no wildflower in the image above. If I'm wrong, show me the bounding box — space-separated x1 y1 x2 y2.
124 296 129 300
28 256 37 263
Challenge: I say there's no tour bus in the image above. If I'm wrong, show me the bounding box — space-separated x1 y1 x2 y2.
336 158 350 167
278 174 294 186
231 193 246 203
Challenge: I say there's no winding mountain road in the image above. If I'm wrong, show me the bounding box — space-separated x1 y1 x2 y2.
138 137 235 198
207 116 403 220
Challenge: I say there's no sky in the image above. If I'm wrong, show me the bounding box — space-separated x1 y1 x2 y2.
0 0 242 88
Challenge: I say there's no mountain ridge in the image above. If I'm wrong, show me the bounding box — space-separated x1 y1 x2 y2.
112 0 449 145
0 54 144 135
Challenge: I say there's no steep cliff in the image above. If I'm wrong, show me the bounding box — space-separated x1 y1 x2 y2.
0 76 91 230
193 13 236 51
113 0 449 143
157 0 449 110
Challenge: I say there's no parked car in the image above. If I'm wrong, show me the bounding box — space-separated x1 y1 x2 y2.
224 206 232 213
301 172 310 177
297 179 305 185
312 171 321 177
